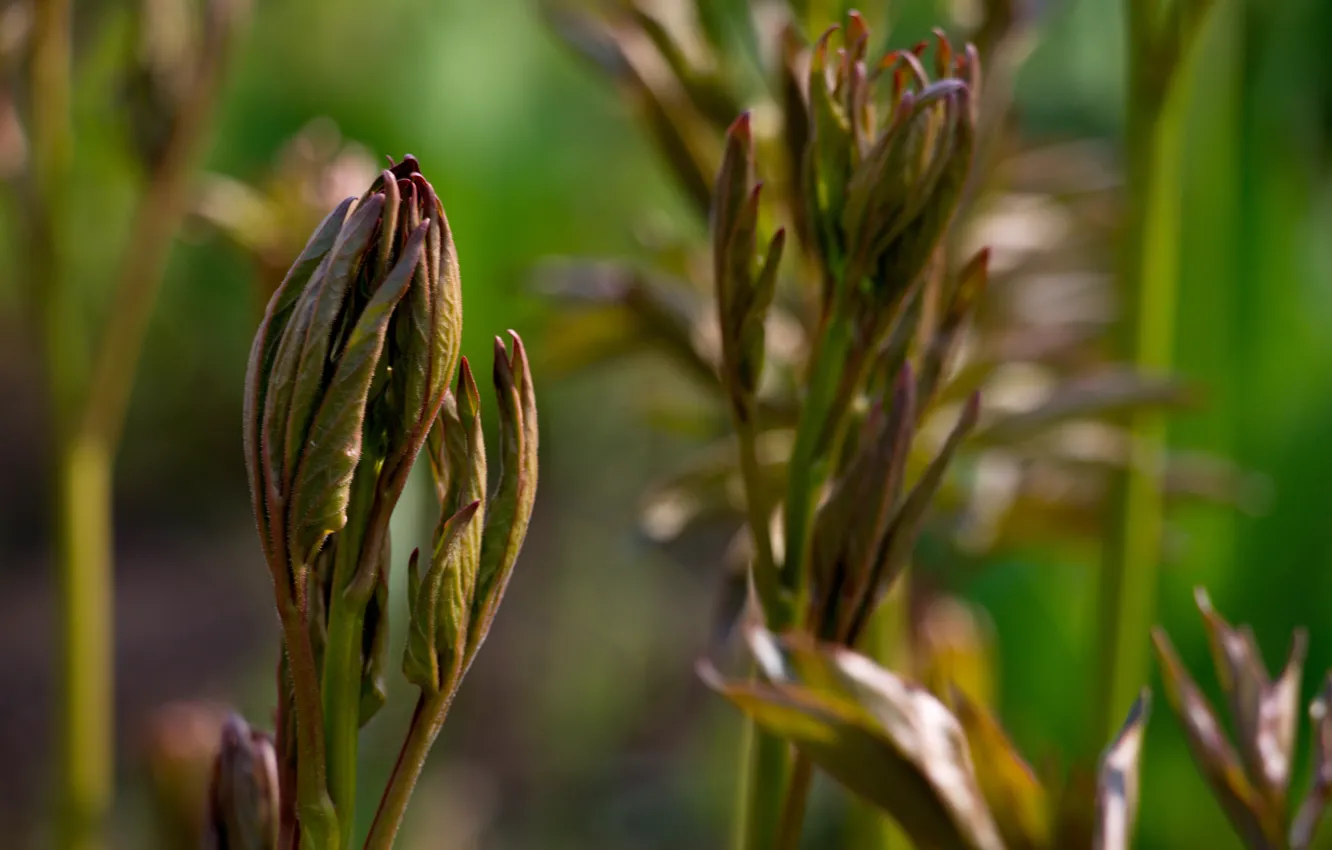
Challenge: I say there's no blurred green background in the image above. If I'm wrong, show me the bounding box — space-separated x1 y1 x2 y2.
1 0 1331 847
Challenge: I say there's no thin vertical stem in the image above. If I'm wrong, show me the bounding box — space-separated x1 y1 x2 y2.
24 5 243 848
1096 0 1190 744
54 438 113 850
775 754 815 850
28 3 107 849
733 416 780 608
274 570 338 849
734 711 792 850
364 685 459 850
779 316 855 619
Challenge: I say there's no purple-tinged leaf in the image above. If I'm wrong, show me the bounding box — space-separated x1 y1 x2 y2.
1153 626 1277 848
1291 672 1332 849
1196 587 1307 813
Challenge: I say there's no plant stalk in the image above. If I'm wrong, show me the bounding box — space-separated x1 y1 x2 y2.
734 416 780 611
1095 0 1187 744
321 593 366 849
775 754 815 850
53 436 113 850
321 470 385 849
780 314 856 623
275 569 338 850
27 3 107 849
736 304 857 850
365 686 459 850
734 706 792 850
25 4 241 846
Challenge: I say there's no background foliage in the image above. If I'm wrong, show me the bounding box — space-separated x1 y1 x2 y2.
1 0 1331 847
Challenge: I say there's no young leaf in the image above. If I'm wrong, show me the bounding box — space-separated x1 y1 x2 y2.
286 221 426 567
467 333 539 663
1292 672 1332 850
1153 626 1276 848
1196 587 1307 811
951 688 1051 849
1094 690 1151 850
403 500 482 695
702 629 1005 850
244 197 355 550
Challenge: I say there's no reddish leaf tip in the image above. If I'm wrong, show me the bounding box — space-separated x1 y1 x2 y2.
728 111 752 142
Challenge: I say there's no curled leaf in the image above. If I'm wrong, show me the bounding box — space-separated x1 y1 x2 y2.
467 333 539 664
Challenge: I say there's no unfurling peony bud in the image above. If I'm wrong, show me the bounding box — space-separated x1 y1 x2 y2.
243 155 461 589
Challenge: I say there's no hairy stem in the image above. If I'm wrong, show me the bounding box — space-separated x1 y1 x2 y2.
275 565 337 850
365 685 459 850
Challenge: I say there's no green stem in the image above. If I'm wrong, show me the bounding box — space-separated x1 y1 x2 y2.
775 754 815 850
365 687 458 850
24 5 241 847
734 713 792 850
27 3 105 848
322 464 393 847
734 310 858 850
277 572 338 850
322 589 366 850
733 408 782 621
780 316 856 624
54 436 112 850
1095 0 1187 746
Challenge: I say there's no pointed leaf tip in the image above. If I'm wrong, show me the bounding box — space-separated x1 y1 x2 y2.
728 111 752 142
1095 690 1151 850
